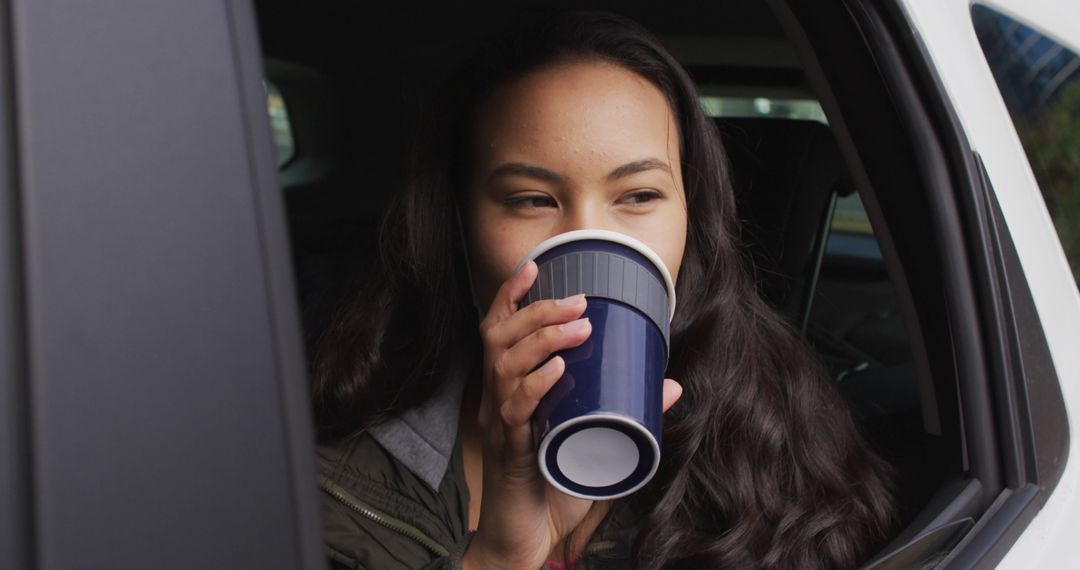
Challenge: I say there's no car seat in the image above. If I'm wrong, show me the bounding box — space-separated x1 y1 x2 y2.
715 116 852 330
715 116 950 529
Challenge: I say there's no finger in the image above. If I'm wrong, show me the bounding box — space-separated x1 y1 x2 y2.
661 378 683 412
485 294 587 350
495 318 591 386
500 356 565 449
481 260 538 327
502 356 564 426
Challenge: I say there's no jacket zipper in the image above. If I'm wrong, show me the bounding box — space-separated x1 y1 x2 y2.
319 476 451 558
585 539 617 555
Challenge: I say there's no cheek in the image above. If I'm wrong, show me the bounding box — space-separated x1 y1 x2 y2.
467 218 536 309
647 205 688 286
657 231 687 286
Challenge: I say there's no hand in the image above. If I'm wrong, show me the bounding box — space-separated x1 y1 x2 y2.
463 261 683 569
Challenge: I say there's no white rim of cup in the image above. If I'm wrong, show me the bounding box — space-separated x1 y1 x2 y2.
512 229 677 321
537 412 662 500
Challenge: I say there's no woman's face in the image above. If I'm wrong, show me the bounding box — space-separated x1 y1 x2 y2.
466 60 688 310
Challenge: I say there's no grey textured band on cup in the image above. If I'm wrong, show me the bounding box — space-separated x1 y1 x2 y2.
524 250 671 347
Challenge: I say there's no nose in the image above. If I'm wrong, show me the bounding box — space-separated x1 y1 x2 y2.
558 197 613 234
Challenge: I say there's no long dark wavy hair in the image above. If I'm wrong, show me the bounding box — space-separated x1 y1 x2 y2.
312 10 896 569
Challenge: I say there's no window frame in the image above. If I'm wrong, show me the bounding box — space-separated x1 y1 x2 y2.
0 0 32 567
0 1 324 567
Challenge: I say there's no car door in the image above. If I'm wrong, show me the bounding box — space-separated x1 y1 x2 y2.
894 1 1080 567
0 1 324 568
768 0 1077 567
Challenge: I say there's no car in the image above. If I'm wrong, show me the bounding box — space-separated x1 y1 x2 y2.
0 0 1076 568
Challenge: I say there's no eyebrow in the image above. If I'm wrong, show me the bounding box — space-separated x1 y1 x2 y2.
607 158 672 180
488 163 565 184
488 158 672 184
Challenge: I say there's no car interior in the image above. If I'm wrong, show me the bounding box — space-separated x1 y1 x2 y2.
253 1 966 565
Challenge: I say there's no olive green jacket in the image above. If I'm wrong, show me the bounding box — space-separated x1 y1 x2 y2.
316 378 633 569
317 431 636 570
318 431 472 569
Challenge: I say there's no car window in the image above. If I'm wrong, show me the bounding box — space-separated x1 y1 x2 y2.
255 5 953 565
826 193 880 264
972 4 1080 287
700 95 828 123
704 91 914 438
701 95 878 254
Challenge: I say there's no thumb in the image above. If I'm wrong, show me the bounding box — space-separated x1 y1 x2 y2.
661 378 683 412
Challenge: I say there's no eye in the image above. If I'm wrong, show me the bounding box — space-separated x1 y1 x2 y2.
504 194 558 209
616 190 663 205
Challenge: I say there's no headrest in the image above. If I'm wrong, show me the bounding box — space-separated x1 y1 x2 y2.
715 117 851 320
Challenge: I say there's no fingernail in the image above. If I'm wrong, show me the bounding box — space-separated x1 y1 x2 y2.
513 260 536 280
561 317 590 333
539 356 562 377
556 294 586 307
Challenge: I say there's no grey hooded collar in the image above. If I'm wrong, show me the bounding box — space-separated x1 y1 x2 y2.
370 204 479 491
368 372 468 491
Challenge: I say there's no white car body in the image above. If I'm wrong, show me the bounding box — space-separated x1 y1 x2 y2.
898 0 1080 566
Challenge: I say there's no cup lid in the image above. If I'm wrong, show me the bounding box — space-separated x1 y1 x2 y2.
513 229 677 321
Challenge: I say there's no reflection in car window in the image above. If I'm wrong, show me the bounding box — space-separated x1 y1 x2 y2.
973 5 1080 287
264 80 295 168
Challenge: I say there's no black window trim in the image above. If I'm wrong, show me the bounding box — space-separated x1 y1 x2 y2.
845 0 1004 506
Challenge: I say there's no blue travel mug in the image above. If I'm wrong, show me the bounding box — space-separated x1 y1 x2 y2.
515 229 676 500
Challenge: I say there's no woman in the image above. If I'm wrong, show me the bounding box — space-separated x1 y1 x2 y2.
312 11 896 569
